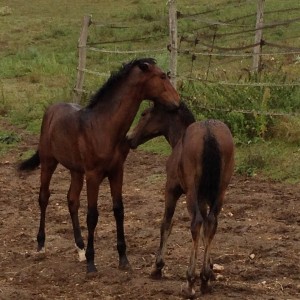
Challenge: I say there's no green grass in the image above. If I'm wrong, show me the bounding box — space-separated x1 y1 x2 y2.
0 130 20 155
236 139 300 183
1 0 300 182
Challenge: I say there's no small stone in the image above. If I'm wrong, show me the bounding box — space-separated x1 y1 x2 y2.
213 263 224 272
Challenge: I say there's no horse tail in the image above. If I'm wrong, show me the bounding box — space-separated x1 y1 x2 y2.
18 151 40 171
198 125 222 217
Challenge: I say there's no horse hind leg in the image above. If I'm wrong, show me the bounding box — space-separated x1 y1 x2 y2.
200 196 222 294
36 159 58 256
68 171 85 262
181 190 203 299
151 186 181 279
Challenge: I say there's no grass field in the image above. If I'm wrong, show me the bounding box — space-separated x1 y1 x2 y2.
1 0 300 182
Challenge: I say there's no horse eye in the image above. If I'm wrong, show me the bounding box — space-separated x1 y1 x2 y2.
161 73 167 80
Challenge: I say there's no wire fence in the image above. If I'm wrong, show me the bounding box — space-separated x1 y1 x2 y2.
73 1 300 117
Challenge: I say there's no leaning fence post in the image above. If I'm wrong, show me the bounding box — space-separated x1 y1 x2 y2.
252 0 264 73
168 0 177 88
73 15 91 103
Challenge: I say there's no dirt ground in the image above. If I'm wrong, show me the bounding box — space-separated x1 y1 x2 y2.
1 122 300 300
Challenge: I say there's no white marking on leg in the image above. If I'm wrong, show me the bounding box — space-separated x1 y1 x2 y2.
76 245 86 262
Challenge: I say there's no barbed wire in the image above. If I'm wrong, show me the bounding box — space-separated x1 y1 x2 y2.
178 75 300 87
182 98 300 117
86 34 167 46
178 48 300 57
77 68 109 77
90 17 167 28
87 47 166 54
75 4 300 109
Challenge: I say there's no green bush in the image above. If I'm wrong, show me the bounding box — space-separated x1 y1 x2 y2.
179 73 300 144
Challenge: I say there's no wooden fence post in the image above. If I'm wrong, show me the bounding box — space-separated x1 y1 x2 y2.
73 15 91 103
168 0 177 88
252 0 264 73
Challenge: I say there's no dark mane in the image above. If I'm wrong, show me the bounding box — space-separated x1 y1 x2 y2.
176 101 196 126
87 58 157 109
155 101 195 125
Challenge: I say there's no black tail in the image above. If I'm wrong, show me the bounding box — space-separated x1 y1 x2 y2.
18 151 40 171
199 129 221 213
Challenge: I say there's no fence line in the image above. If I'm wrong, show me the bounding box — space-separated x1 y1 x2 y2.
182 99 300 117
87 47 166 54
178 49 300 57
73 1 300 109
178 76 300 87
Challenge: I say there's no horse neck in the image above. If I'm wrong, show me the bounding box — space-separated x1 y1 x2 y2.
165 118 190 149
93 88 141 140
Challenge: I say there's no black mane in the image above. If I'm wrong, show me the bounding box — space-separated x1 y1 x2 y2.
87 58 157 109
155 101 196 126
176 101 196 126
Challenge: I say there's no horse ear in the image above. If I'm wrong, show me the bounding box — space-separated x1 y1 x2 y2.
138 62 151 72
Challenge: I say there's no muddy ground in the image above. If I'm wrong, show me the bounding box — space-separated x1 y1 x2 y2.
0 123 300 300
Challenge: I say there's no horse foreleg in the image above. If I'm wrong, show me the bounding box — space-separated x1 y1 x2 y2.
68 171 85 262
109 168 130 270
85 173 102 275
151 185 181 279
181 190 202 299
37 161 57 255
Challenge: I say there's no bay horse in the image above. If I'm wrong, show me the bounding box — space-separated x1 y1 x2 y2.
18 58 180 275
127 102 234 297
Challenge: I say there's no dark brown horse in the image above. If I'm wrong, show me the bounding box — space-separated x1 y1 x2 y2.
127 102 234 297
18 58 180 275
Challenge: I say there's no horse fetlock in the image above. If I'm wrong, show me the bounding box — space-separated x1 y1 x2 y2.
200 267 215 281
155 258 165 270
37 232 45 246
200 270 213 294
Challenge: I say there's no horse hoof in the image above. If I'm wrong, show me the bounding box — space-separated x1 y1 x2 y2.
119 256 131 271
200 282 212 295
86 263 98 276
150 268 163 280
119 262 132 271
181 283 196 299
86 271 98 279
34 247 46 261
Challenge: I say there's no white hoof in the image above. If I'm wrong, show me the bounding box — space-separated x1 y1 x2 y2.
76 245 86 262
